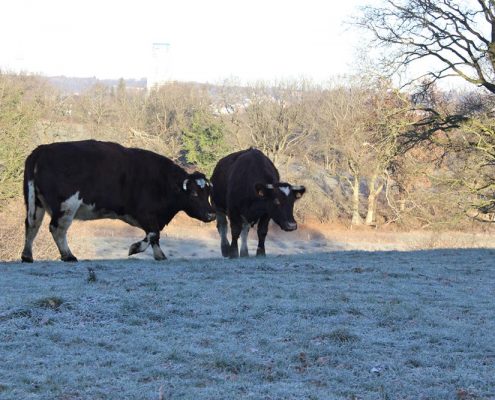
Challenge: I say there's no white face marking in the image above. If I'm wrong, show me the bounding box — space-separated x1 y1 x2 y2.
265 184 274 189
280 186 290 197
183 179 189 191
195 178 206 188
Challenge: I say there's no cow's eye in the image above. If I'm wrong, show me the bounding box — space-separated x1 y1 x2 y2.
274 198 281 205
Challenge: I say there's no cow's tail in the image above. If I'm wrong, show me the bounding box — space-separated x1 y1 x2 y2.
23 148 40 226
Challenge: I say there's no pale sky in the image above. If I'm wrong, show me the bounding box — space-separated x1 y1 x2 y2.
1 0 370 84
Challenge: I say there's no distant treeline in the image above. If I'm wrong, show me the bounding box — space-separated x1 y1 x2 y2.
47 76 147 95
1 72 494 230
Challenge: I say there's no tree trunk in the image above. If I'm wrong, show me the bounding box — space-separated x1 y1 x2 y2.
365 173 384 226
351 174 363 226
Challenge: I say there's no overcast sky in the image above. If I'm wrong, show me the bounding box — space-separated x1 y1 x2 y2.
1 0 372 83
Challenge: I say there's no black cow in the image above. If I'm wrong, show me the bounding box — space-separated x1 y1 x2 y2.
210 148 305 258
21 140 215 262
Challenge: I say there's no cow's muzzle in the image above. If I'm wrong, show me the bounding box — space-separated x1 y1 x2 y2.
205 212 216 222
283 222 297 231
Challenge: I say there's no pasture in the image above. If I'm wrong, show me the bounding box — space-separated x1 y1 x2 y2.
0 248 493 399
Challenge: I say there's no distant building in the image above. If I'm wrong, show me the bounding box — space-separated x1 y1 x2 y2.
147 42 172 90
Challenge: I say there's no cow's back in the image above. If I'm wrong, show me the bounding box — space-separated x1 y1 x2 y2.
210 148 251 212
30 140 174 216
211 148 279 212
33 140 129 202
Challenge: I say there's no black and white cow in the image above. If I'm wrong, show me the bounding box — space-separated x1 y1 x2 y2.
21 140 215 262
210 148 305 258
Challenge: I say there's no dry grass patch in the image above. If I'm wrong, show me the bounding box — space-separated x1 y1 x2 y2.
0 198 93 261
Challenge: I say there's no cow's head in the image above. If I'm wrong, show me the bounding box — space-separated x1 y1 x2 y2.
254 182 306 231
181 172 216 222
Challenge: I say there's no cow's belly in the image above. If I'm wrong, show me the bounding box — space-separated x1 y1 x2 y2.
75 202 141 228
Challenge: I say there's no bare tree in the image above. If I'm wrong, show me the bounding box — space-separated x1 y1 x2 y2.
317 77 415 225
357 0 495 93
216 79 251 151
143 83 211 160
243 81 317 166
0 73 53 204
317 83 369 225
78 83 116 135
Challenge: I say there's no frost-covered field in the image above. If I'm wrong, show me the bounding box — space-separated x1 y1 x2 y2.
0 250 494 400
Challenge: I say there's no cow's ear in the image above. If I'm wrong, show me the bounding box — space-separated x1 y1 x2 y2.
291 185 306 199
254 183 274 198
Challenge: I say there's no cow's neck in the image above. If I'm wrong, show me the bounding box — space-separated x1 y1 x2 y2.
243 201 268 224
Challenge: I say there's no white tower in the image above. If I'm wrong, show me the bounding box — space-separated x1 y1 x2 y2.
147 42 171 90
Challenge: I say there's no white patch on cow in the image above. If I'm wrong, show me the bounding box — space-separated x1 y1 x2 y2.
22 207 45 260
61 192 83 214
148 233 166 260
137 233 153 252
216 212 229 252
50 192 81 259
139 237 149 251
279 186 290 197
183 179 189 191
240 222 250 255
152 244 166 260
195 178 206 188
217 213 228 237
27 180 36 226
265 184 274 189
74 202 141 228
51 226 71 256
75 202 97 220
291 185 304 190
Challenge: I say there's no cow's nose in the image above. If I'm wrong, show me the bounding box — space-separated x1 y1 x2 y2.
206 212 216 221
285 222 297 231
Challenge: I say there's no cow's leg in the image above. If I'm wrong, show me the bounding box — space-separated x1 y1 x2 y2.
21 206 45 263
256 215 270 257
149 232 166 261
49 194 81 262
229 218 242 259
128 234 151 256
240 221 250 257
50 214 77 262
216 211 230 257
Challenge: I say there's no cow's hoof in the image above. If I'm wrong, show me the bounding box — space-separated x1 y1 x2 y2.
128 243 141 256
240 250 249 257
221 244 230 258
61 255 78 262
229 250 239 259
256 248 266 257
21 254 33 263
153 255 167 261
